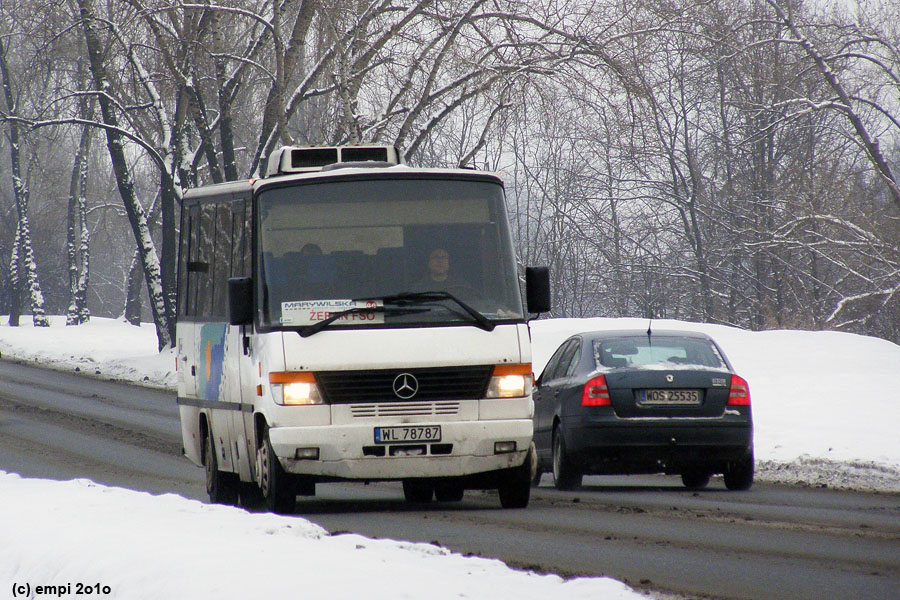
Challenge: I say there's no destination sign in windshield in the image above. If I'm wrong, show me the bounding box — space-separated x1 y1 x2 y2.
281 299 384 326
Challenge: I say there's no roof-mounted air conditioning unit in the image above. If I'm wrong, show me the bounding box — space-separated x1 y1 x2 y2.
265 145 404 177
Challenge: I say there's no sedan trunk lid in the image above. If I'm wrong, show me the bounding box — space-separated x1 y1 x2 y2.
604 369 732 418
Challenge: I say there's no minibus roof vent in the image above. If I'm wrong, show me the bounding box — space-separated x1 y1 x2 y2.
265 145 404 177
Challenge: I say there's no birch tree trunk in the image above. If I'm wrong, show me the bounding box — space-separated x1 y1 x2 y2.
7 226 21 327
76 0 173 348
66 118 93 325
0 37 48 327
124 249 143 327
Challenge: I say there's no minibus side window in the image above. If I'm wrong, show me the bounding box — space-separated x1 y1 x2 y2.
212 203 233 318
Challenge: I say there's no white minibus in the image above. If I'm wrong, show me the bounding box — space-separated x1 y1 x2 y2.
176 145 550 512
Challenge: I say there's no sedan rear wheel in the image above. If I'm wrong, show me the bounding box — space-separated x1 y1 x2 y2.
531 469 543 488
724 450 755 491
552 426 582 490
434 480 465 502
681 470 711 490
527 441 543 487
402 480 434 503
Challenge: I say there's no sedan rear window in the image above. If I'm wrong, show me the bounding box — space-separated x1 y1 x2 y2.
594 336 726 369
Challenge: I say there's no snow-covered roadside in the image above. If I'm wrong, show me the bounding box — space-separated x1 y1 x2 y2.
0 316 177 389
0 472 642 600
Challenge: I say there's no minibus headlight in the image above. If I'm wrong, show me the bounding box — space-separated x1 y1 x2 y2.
486 364 533 398
269 372 324 405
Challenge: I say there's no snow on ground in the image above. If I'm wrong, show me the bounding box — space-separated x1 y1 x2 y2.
0 316 178 389
0 472 638 600
1 314 899 599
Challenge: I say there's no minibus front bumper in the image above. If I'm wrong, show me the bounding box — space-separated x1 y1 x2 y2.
268 418 533 479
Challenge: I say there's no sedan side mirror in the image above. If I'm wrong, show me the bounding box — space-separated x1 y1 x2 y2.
525 266 551 314
227 277 253 326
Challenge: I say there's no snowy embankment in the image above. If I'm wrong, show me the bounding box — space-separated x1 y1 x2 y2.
0 473 638 600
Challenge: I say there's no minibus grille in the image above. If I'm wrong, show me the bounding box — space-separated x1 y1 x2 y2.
316 365 493 403
350 402 460 418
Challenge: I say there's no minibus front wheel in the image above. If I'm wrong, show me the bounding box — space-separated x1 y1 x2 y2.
257 425 297 514
497 444 535 509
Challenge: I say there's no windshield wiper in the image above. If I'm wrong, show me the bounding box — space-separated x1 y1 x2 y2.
359 291 495 332
298 306 429 338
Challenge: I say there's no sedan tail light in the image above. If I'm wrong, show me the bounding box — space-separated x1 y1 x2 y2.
582 375 611 406
727 374 751 406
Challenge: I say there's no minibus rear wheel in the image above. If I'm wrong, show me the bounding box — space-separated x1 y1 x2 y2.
204 427 239 506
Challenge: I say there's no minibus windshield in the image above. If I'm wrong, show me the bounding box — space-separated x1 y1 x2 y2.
256 176 525 330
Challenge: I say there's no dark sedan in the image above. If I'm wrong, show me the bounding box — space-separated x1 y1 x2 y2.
533 329 754 491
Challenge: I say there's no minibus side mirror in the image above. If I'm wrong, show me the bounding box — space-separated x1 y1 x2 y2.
228 277 253 326
525 266 551 314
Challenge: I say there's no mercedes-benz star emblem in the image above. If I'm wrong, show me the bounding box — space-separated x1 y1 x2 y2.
392 373 419 399
666 374 675 383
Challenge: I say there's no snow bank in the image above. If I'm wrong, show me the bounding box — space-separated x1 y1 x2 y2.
0 472 640 600
0 315 176 388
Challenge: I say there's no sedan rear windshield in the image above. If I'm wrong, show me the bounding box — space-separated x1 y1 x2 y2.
594 336 727 369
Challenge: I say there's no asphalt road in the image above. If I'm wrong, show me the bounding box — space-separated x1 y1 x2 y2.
1 359 898 600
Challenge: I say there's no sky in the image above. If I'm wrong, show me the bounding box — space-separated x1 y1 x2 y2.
1 315 899 599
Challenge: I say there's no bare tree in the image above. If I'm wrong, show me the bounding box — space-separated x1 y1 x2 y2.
66 116 93 325
75 0 173 348
0 0 898 345
0 36 48 327
764 0 900 207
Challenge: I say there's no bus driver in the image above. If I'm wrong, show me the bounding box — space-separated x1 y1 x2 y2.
414 247 465 291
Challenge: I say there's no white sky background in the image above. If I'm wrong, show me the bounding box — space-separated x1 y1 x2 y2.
1 315 899 599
